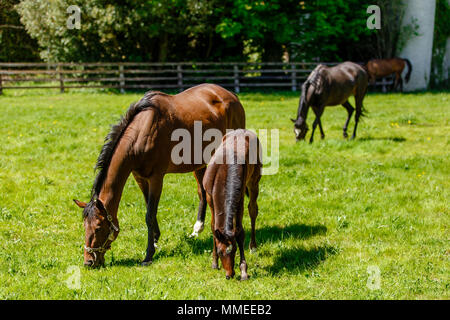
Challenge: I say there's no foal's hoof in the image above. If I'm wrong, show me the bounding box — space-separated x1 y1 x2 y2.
141 260 152 266
343 133 348 139
212 262 219 270
250 246 257 254
240 274 249 281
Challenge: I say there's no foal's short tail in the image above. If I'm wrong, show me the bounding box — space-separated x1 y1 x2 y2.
224 164 244 240
403 58 412 83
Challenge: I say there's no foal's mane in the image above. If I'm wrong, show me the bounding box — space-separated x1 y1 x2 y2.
90 91 165 201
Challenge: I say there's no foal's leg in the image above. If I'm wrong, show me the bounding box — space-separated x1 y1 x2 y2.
342 101 354 139
237 227 248 280
247 181 259 253
142 174 164 266
190 167 207 237
207 196 219 269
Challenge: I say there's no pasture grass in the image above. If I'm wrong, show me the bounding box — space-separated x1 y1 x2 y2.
0 88 448 299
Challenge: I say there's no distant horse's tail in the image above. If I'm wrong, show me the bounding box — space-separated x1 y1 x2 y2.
403 58 412 83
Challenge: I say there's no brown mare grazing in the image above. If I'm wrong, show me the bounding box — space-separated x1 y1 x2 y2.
365 57 412 92
291 62 368 143
74 84 245 267
203 129 262 280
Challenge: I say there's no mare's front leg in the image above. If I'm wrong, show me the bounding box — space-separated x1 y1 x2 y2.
142 174 164 266
309 106 324 143
191 167 207 237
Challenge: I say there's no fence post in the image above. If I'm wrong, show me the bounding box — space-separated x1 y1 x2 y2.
291 64 297 92
119 65 125 93
234 65 240 93
0 73 3 95
57 64 64 93
177 64 183 91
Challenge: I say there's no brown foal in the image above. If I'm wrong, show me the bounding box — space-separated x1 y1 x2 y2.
203 129 262 280
74 84 245 267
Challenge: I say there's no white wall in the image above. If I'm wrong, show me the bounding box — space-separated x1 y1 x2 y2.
398 0 437 91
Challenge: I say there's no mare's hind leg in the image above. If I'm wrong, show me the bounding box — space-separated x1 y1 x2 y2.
142 174 164 266
342 101 354 139
190 167 207 237
351 94 366 140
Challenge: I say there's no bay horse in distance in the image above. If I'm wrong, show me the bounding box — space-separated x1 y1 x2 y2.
74 84 245 267
291 62 368 143
203 129 262 280
365 57 412 92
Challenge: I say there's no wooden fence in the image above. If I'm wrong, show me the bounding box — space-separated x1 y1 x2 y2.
0 62 393 94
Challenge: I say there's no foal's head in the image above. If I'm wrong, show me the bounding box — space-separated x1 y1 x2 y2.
214 229 237 279
73 199 119 268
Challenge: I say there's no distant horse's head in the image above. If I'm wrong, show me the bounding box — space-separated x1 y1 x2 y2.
214 229 237 279
291 117 309 141
73 199 119 268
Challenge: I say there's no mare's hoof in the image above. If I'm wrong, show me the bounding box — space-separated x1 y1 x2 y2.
141 260 152 266
250 247 257 254
226 276 231 280
212 262 219 270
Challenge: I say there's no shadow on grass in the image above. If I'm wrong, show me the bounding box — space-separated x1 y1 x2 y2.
359 136 406 142
187 223 327 256
111 223 329 267
266 245 339 274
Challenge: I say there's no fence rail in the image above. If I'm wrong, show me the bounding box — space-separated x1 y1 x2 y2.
0 62 393 94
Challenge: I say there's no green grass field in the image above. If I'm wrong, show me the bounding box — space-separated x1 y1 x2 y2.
0 89 448 299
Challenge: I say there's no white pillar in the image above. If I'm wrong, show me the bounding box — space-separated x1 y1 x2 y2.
398 0 436 91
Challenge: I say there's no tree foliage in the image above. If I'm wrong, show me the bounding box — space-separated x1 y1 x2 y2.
0 0 40 62
12 0 417 63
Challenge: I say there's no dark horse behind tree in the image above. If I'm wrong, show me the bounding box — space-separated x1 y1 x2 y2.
365 57 412 92
203 129 262 280
73 84 245 268
291 62 368 143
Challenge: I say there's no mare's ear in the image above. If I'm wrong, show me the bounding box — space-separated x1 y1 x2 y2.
214 229 227 243
291 118 296 123
94 198 106 212
73 199 87 209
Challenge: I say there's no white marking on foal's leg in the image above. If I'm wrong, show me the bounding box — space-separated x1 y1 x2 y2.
189 220 204 237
